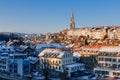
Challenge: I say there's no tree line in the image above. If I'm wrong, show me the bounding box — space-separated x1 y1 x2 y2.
0 33 23 41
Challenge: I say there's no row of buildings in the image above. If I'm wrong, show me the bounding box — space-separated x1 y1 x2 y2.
65 13 120 40
2 41 120 79
0 41 86 79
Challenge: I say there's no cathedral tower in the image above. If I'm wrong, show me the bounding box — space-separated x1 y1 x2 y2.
70 13 75 30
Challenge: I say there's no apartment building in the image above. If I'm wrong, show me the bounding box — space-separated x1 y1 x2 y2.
94 46 120 78
0 52 30 76
9 53 30 76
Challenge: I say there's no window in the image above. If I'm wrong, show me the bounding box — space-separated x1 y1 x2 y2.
14 70 17 73
109 58 111 62
10 69 12 72
59 61 61 64
59 66 61 70
67 54 69 57
84 50 86 52
68 60 69 63
118 59 120 62
111 64 116 68
118 64 120 68
53 60 54 63
66 54 67 58
113 72 116 75
88 50 89 53
56 60 57 64
105 58 109 61
99 58 101 61
117 73 120 76
66 67 69 70
74 67 76 70
14 65 17 68
101 58 104 61
77 66 79 69
10 64 12 68
53 66 54 69
113 59 116 62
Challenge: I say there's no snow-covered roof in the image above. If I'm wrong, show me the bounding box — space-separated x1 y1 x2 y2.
15 45 31 52
100 46 120 52
38 48 65 58
36 43 68 50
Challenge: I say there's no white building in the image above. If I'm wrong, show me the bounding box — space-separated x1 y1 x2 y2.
94 46 120 78
38 47 85 77
0 53 30 77
9 53 30 76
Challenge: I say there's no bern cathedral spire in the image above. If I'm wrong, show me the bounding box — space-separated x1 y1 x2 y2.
70 12 75 30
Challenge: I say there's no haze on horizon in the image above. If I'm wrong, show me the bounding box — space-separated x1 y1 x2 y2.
0 0 120 33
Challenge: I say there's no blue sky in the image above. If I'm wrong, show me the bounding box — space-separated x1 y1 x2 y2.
0 0 120 33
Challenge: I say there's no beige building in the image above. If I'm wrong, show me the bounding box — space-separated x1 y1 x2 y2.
81 45 101 56
107 30 116 39
90 28 106 40
67 28 91 37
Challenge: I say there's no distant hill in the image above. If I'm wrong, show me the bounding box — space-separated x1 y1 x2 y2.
0 32 24 41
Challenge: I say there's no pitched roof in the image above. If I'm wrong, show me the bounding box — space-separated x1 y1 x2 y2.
38 48 65 58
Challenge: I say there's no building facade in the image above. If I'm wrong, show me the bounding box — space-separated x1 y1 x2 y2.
94 46 120 78
38 47 85 77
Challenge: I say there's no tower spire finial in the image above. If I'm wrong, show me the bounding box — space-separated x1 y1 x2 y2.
71 12 74 17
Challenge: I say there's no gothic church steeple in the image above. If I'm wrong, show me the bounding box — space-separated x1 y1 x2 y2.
70 13 75 30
